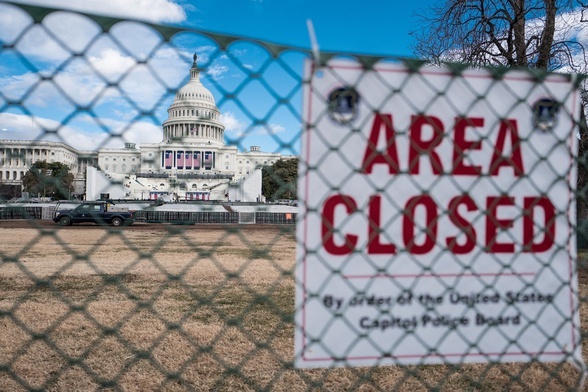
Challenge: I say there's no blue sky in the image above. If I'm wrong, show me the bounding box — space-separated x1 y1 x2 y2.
0 0 434 154
7 0 582 155
175 0 427 57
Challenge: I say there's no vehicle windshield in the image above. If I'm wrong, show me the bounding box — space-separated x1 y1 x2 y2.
73 204 101 213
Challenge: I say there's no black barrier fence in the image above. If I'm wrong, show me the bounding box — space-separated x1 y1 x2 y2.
0 207 42 220
135 211 239 224
255 212 296 224
114 211 297 224
0 208 297 225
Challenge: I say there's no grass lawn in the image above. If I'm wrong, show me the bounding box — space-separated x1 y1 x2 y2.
0 223 586 391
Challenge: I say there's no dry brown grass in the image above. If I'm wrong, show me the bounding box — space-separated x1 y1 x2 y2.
0 222 586 391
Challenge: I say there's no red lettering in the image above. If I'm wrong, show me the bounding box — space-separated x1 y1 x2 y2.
452 117 483 175
409 115 444 174
368 195 396 254
490 119 524 176
361 114 526 177
446 195 477 254
486 196 515 253
362 113 399 174
322 195 358 255
403 195 438 254
320 193 553 257
523 196 556 252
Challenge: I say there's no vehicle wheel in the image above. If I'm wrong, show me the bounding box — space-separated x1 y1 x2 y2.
111 217 123 227
58 217 72 226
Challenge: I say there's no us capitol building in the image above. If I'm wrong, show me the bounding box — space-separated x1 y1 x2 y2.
0 54 292 202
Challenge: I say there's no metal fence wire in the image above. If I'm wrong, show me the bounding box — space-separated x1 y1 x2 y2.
1 1 588 391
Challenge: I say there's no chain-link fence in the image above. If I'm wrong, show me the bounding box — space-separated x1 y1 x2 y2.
1 1 587 391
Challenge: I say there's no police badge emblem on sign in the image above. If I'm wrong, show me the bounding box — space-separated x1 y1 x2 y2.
327 86 360 124
533 98 559 132
295 59 584 369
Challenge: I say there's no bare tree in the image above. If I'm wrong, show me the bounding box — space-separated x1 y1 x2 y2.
412 0 586 73
412 1 588 217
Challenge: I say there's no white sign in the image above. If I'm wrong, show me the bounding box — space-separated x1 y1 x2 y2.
295 60 582 368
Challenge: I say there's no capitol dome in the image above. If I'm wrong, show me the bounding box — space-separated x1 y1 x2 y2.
173 60 216 105
175 81 215 104
162 53 224 145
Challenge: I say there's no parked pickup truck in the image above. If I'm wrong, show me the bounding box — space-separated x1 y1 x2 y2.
53 201 134 227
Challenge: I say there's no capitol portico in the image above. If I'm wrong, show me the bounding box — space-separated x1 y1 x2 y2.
0 54 291 202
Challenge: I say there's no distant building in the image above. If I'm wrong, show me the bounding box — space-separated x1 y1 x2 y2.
0 53 294 201
0 139 95 199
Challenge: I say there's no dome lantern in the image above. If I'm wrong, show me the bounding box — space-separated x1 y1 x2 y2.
190 53 200 81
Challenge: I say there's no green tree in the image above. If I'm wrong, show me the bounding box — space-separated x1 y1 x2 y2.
262 158 298 201
22 161 74 200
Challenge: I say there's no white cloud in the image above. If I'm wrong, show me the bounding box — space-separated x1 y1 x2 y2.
0 112 46 140
0 73 40 102
96 117 163 148
0 46 188 114
0 50 136 108
220 112 246 136
8 0 187 23
122 123 163 146
0 112 162 150
0 112 108 149
256 123 285 135
1 3 184 65
220 114 287 139
207 64 229 80
88 48 137 81
0 1 186 69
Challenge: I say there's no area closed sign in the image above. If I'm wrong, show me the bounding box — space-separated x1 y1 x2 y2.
295 60 582 368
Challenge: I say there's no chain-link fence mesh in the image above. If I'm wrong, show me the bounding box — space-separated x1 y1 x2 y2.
1 1 587 391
